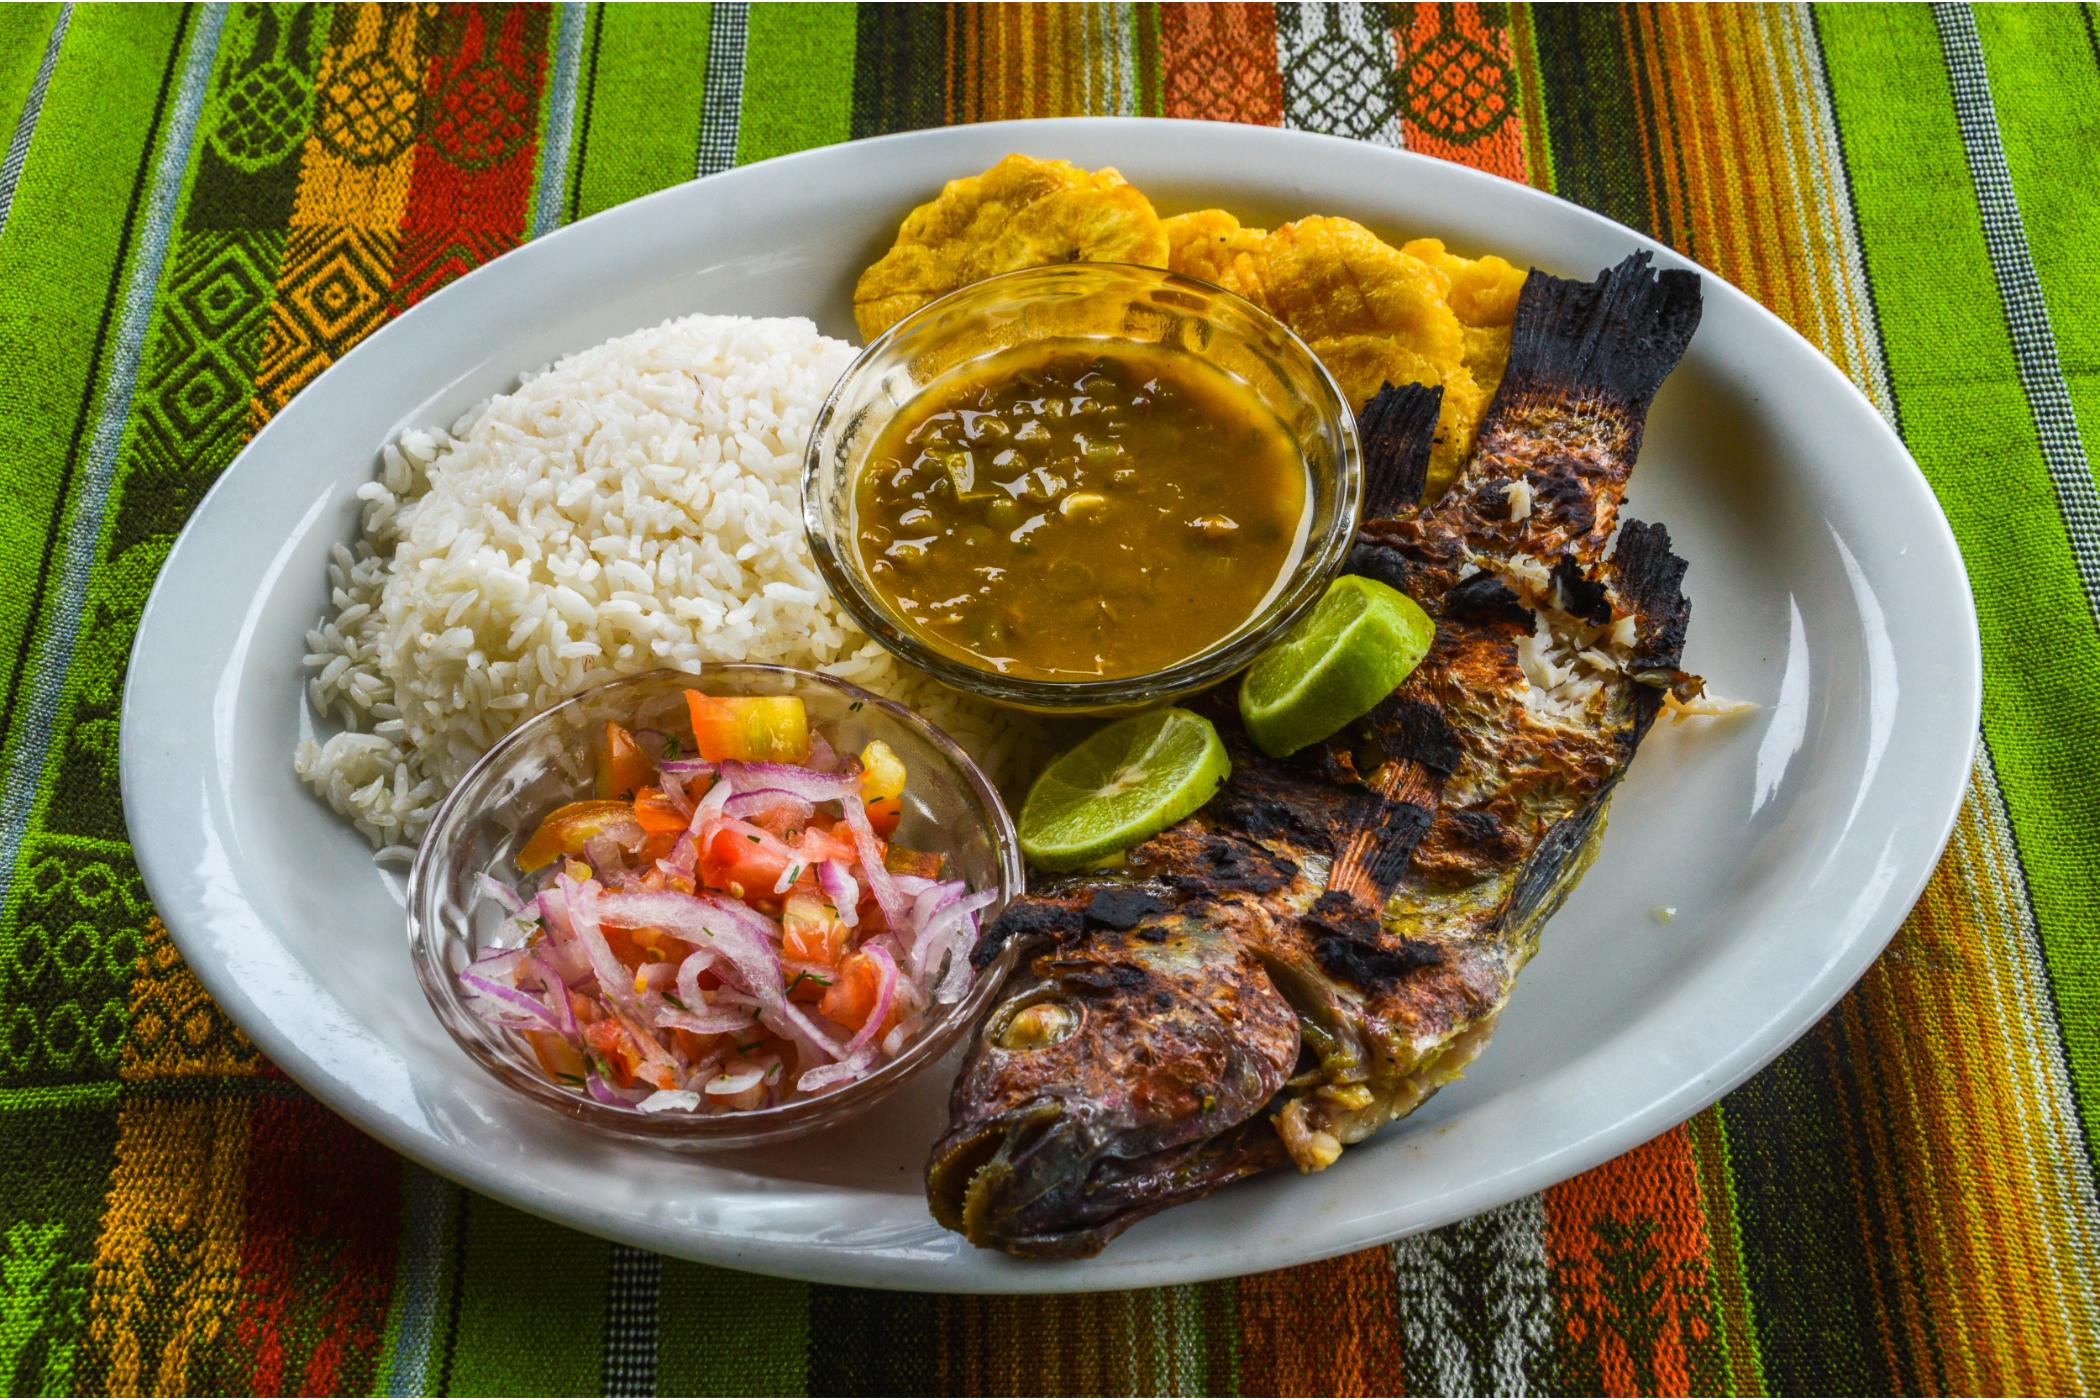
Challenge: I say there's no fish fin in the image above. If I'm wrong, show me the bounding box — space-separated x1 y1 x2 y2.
1610 519 1696 731
1496 252 1703 419
1357 381 1444 521
1325 695 1456 905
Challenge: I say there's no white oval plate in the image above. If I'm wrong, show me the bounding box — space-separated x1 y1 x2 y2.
122 119 1977 1292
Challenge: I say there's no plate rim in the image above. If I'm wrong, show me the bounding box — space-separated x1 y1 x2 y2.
120 116 1982 1293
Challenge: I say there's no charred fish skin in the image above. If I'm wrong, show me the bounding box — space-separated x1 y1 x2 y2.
930 253 1704 1259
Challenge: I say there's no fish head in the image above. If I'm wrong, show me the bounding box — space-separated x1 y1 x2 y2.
927 894 1300 1257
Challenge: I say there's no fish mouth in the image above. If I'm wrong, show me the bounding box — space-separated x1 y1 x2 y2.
927 1100 1285 1259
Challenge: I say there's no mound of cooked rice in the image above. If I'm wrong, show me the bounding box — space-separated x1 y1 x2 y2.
297 313 1031 848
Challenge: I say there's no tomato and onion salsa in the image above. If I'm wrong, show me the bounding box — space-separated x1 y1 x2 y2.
853 339 1311 681
458 689 995 1114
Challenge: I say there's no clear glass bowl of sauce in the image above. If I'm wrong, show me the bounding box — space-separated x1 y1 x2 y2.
804 263 1364 713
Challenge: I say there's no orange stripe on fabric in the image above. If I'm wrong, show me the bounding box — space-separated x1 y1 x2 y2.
82 1096 252 1394
1396 3 1529 183
1159 3 1283 125
1236 1246 1407 1395
253 3 429 423
1543 1126 1725 1395
1507 3 1556 191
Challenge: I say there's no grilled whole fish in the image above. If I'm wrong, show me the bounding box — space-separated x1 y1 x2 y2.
928 254 1705 1258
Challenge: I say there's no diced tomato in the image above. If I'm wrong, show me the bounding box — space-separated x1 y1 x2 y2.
584 1018 644 1082
698 819 800 897
820 951 901 1039
601 923 673 971
685 691 810 763
781 894 850 968
792 823 858 868
516 800 643 873
525 1030 585 1083
672 1028 725 1063
597 721 653 800
884 844 943 880
859 739 907 837
738 793 814 839
632 787 687 835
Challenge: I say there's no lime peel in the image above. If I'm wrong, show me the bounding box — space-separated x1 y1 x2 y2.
1238 574 1434 758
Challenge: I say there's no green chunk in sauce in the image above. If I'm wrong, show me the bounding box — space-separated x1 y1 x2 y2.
854 341 1310 681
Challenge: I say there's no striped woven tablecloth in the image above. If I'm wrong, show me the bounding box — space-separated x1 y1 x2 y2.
2 3 2095 1394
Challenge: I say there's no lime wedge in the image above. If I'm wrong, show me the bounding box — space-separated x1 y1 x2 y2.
1017 709 1231 872
1238 575 1434 758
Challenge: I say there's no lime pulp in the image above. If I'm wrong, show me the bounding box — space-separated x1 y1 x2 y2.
1016 708 1231 872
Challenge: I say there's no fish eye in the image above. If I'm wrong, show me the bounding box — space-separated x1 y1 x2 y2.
990 998 1080 1052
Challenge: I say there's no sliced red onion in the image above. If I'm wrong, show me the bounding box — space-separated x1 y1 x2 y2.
806 730 839 773
657 757 716 780
922 890 998 1003
465 944 529 979
816 861 860 928
592 890 784 1004
475 873 526 916
765 1000 847 1060
673 946 723 1012
844 943 899 1055
583 834 629 883
718 760 858 805
724 790 817 828
637 1088 701 1114
906 881 964 975
460 971 568 1032
704 1067 765 1097
526 954 577 1038
840 793 911 932
659 769 693 819
688 772 733 830
657 831 699 883
655 999 759 1037
891 874 938 900
585 1072 645 1106
796 1047 876 1094
632 961 678 993
556 875 645 1016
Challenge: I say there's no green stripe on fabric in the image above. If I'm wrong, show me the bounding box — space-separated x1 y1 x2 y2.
1819 0 2100 1154
0 4 184 761
0 1103 120 1395
1971 3 2100 483
441 1196 609 1396
1526 3 1664 244
0 3 63 142
1716 1027 1898 1396
849 2 946 139
1133 3 1164 118
735 2 857 166
1684 1109 1768 1397
806 1286 941 1392
655 1258 809 1394
568 2 714 221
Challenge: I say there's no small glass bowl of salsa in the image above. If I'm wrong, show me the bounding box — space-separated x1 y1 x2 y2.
804 263 1363 713
408 666 1025 1148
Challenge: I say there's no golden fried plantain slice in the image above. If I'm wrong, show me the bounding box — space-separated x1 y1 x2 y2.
853 154 1170 339
1401 237 1528 328
1310 334 1488 497
1261 217 1465 368
1163 209 1271 303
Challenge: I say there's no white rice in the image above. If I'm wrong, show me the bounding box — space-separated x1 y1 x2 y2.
296 313 1031 848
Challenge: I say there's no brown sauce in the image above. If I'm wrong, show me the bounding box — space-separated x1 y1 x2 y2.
853 340 1309 681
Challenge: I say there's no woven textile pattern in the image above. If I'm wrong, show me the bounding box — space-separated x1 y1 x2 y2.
0 4 2095 1394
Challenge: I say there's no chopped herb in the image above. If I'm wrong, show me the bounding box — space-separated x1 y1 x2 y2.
663 992 687 1011
663 736 683 759
785 969 834 994
746 834 762 844
554 1072 585 1086
848 700 864 712
735 1038 763 1053
784 863 803 884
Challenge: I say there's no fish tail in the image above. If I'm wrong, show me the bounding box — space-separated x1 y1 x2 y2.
1496 251 1703 420
1357 381 1444 522
1610 518 1695 730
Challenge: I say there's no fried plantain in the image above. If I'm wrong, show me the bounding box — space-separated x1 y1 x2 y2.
853 154 1170 339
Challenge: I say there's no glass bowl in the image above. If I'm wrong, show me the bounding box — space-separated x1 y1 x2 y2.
406 666 1025 1148
804 262 1363 714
